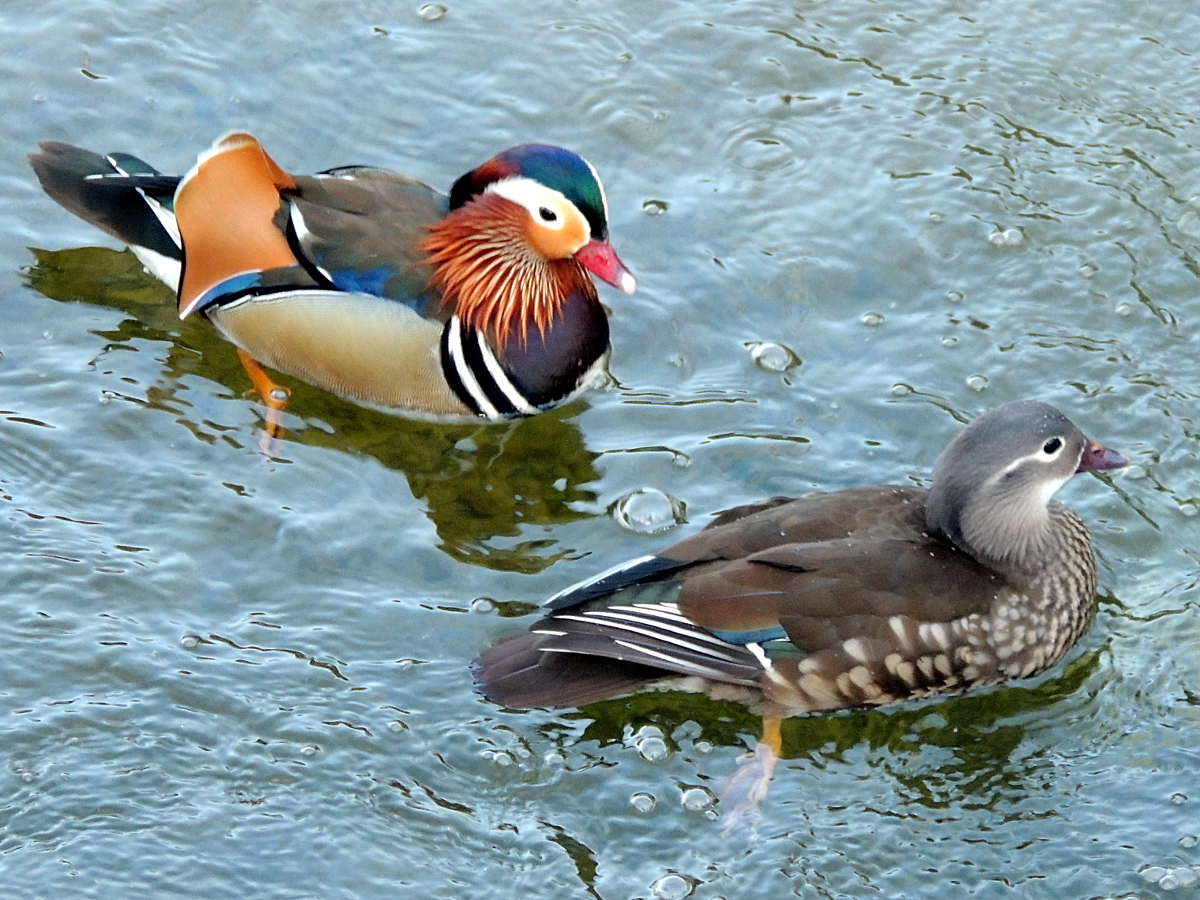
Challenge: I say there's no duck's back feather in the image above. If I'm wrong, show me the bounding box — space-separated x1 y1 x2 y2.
284 170 447 310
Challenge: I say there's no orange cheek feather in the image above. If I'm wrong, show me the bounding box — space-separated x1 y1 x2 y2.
525 209 589 260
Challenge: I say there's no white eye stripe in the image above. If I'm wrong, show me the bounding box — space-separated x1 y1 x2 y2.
486 176 574 231
582 156 609 222
989 440 1070 483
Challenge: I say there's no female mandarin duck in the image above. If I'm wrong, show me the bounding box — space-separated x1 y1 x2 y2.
29 132 635 426
475 400 1129 820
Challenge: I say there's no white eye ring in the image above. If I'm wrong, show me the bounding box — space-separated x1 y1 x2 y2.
486 176 573 232
1041 436 1064 458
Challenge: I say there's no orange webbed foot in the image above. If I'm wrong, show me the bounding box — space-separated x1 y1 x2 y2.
237 348 291 454
719 716 782 834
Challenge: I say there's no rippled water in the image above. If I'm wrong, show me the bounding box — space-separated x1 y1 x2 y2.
4 1 1200 897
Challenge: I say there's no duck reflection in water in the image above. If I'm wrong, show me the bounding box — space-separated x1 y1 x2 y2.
24 244 603 574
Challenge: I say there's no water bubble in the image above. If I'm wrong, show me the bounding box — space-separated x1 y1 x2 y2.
1079 263 1098 278
1161 872 1180 890
1115 303 1133 317
966 374 989 392
946 290 964 303
300 745 318 757
1180 503 1198 518
1142 866 1170 883
635 726 669 761
747 341 800 373
492 751 514 767
543 751 564 766
1171 867 1199 888
928 212 944 223
471 597 496 613
180 635 199 649
861 312 884 327
642 200 669 215
1173 792 1188 805
671 452 692 469
21 771 34 783
387 720 406 733
694 741 712 754
650 874 693 900
637 737 668 761
613 488 684 534
680 786 714 811
1179 211 1200 239
667 353 685 368
988 227 1024 247
1180 834 1198 849
417 3 446 21
630 792 657 813
891 383 914 396
942 336 959 348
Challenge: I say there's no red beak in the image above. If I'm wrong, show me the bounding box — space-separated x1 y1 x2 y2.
1077 440 1130 473
575 240 636 294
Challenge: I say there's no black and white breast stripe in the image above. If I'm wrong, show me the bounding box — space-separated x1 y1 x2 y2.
440 316 540 420
532 601 763 686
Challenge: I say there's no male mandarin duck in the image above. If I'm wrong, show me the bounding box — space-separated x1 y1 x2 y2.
29 132 635 426
475 400 1129 819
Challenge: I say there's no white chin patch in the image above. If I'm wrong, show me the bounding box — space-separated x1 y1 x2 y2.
1036 474 1071 506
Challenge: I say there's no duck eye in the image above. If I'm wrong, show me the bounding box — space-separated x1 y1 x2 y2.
1042 437 1063 455
538 207 558 223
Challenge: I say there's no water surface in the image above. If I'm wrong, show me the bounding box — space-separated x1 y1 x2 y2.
3 1 1200 897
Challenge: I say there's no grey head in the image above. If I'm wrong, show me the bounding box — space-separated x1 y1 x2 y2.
925 400 1128 570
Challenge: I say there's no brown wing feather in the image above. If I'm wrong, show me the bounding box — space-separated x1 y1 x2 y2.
663 485 928 565
702 496 794 529
677 536 1002 653
474 631 666 709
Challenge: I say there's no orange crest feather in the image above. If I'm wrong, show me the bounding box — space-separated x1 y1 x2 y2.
419 194 597 348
